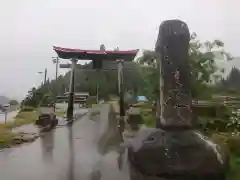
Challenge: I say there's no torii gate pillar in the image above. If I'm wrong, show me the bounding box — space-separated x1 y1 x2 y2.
67 58 78 121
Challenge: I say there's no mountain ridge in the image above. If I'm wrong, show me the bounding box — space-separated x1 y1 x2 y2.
0 95 10 105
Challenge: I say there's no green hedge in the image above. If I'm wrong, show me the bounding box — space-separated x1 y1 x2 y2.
210 133 240 180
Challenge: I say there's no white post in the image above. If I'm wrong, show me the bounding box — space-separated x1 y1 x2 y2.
4 111 7 124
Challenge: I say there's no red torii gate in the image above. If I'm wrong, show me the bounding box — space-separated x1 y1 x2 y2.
53 46 138 121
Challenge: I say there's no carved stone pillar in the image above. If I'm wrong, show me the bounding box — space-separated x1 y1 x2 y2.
127 20 229 180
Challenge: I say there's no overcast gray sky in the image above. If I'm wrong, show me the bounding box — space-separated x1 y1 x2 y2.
0 0 239 100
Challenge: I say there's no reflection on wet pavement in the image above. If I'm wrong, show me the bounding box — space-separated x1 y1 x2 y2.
0 107 128 180
67 124 74 180
41 130 54 163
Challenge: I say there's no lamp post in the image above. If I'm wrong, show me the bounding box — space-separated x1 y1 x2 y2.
37 68 47 85
52 57 60 112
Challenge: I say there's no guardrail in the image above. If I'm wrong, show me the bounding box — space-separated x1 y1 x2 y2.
192 100 240 107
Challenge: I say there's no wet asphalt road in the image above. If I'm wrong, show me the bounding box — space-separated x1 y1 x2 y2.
0 106 129 180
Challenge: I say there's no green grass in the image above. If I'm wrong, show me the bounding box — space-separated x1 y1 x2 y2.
0 111 38 148
91 104 99 108
0 127 18 147
228 154 240 180
137 105 155 128
141 111 155 128
4 111 38 129
55 111 66 117
210 133 240 179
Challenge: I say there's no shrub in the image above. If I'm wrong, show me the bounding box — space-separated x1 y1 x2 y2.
228 154 240 180
0 126 18 147
227 136 240 156
5 111 38 129
20 106 35 112
86 96 97 108
198 106 240 133
211 133 240 180
141 111 155 128
132 102 152 109
211 133 240 156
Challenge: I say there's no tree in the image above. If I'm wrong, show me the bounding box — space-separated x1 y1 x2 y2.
136 51 159 100
100 44 106 51
22 80 52 107
23 35 231 106
219 67 240 95
189 33 231 98
137 33 231 99
22 50 145 106
9 100 19 106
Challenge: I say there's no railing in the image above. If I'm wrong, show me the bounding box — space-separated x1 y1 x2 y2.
192 100 240 107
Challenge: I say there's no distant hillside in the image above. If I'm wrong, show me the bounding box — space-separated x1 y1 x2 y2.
0 96 10 105
22 60 145 107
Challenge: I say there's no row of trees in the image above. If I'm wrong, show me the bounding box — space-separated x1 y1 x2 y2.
137 33 233 100
22 33 236 107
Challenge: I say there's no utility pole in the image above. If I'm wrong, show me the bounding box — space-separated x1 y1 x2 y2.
4 110 7 124
44 68 47 85
38 68 47 85
52 57 60 112
52 57 60 81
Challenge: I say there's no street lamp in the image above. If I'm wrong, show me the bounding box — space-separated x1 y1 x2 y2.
37 68 47 85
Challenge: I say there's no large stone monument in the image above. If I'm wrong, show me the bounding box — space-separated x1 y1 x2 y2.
126 20 229 180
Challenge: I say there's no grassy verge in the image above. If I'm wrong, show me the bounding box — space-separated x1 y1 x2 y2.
55 111 66 117
4 111 38 129
229 154 240 180
140 105 155 128
0 127 18 148
0 111 38 148
141 111 155 128
91 104 99 108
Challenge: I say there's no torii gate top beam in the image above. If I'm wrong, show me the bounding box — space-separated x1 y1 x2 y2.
53 46 138 61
